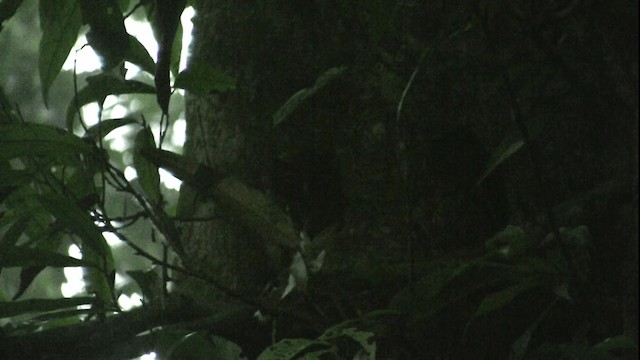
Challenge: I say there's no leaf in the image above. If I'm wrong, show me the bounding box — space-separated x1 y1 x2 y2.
127 267 163 304
593 335 637 351
133 127 161 205
257 338 330 360
37 193 112 265
0 0 24 34
477 138 524 185
485 224 532 258
151 0 187 113
0 246 88 268
66 74 156 129
79 0 129 69
321 327 376 359
212 177 299 250
0 123 92 163
38 0 82 106
83 117 138 141
273 66 347 127
174 63 236 95
0 297 94 319
166 332 218 360
511 299 558 360
474 282 541 317
125 34 156 75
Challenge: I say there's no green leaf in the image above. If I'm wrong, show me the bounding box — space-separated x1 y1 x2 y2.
0 0 24 34
37 193 111 263
257 338 330 360
593 335 637 351
174 63 236 95
38 0 82 106
66 74 156 129
125 34 156 75
166 332 219 360
0 297 94 319
79 0 129 69
321 327 376 359
477 138 524 185
474 282 541 317
83 117 138 141
133 127 161 205
0 246 87 268
0 123 92 163
485 225 532 258
127 267 163 304
273 66 347 127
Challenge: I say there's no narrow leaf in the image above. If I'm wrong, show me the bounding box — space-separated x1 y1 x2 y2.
133 127 161 204
474 282 541 317
174 63 236 95
66 75 155 129
38 0 82 106
0 297 94 319
0 0 24 33
273 66 347 126
0 123 92 162
0 246 88 268
477 138 524 185
125 34 156 75
84 117 138 141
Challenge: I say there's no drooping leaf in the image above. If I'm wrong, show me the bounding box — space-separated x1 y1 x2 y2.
125 34 156 75
150 0 187 113
133 127 161 205
66 74 155 129
474 281 542 318
0 245 88 268
257 338 330 360
79 0 129 70
38 0 82 106
166 332 219 360
37 193 112 264
212 177 299 250
593 335 637 352
0 123 92 163
273 66 348 127
83 117 138 141
127 267 163 304
0 297 94 319
477 138 524 185
0 0 24 34
174 63 236 95
320 327 376 359
143 149 299 249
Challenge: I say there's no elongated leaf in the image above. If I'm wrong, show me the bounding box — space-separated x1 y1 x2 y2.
80 0 129 69
66 74 155 129
37 193 111 262
39 0 82 106
125 35 156 75
0 0 24 33
212 177 299 250
0 123 92 163
0 246 88 268
0 297 94 319
477 138 524 185
174 63 236 95
273 66 347 127
474 281 541 317
133 128 161 204
84 117 138 141
258 338 330 360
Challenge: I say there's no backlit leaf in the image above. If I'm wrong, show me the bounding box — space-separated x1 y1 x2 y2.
38 0 82 106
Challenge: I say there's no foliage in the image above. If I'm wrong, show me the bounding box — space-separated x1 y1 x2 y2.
0 0 637 359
